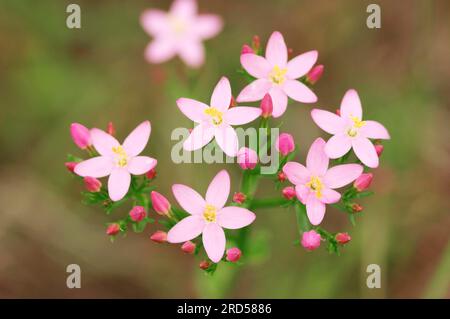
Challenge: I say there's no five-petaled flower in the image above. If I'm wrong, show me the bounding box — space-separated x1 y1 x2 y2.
140 0 223 68
178 77 262 157
167 170 256 262
311 89 390 168
237 31 318 117
283 138 363 225
74 121 157 201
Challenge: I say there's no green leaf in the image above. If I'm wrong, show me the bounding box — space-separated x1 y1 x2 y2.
354 191 374 198
294 202 311 233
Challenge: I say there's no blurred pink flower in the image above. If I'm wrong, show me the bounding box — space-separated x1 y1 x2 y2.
283 138 363 225
311 89 390 168
70 123 91 149
177 77 261 157
74 121 157 202
140 0 223 68
237 31 318 117
301 230 321 251
167 170 255 263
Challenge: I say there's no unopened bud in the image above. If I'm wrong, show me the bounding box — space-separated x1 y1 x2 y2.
106 223 120 236
237 147 258 170
282 186 296 200
354 173 373 192
107 121 115 136
260 93 273 118
375 144 384 157
233 192 246 204
150 230 167 243
352 203 363 213
276 133 295 156
335 232 351 245
129 206 146 222
146 168 157 179
277 171 287 182
336 109 341 116
181 241 196 254
306 64 324 85
65 162 77 173
241 44 253 55
151 191 171 216
84 176 102 192
252 35 260 51
229 96 237 108
199 260 210 270
226 247 242 262
70 123 91 149
301 230 321 251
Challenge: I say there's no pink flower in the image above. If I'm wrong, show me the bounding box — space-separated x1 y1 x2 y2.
151 191 171 216
237 147 258 170
181 241 196 254
311 89 390 168
301 230 321 251
84 176 102 192
74 121 157 202
167 170 256 263
237 31 318 117
283 138 363 225
106 223 120 236
140 0 223 68
353 173 373 192
150 230 167 243
282 186 296 200
178 77 262 157
226 247 242 262
129 206 146 222
276 133 295 156
70 123 91 149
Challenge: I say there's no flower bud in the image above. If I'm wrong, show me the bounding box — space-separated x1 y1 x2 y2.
107 121 115 136
226 247 242 262
335 232 351 245
84 176 102 192
151 191 171 216
129 206 146 222
146 168 157 180
282 186 296 200
181 241 196 254
106 223 120 236
301 230 321 251
241 44 253 55
199 260 210 270
229 95 237 108
375 144 384 157
233 192 246 204
306 65 324 85
336 109 341 116
70 123 91 149
150 230 167 243
354 173 373 192
252 35 260 51
237 147 258 170
65 162 77 173
260 93 273 118
277 171 287 182
352 203 363 213
275 133 295 156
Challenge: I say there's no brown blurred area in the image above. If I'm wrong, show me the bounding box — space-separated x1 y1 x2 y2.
0 0 449 298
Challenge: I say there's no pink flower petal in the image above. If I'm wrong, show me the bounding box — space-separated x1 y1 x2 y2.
178 40 204 68
210 77 232 112
205 170 230 209
183 124 215 151
320 187 341 204
311 109 345 134
177 98 209 123
352 137 379 168
283 80 317 103
236 79 272 102
172 184 206 215
324 164 363 189
74 156 113 178
108 168 131 201
240 54 271 78
340 89 362 119
144 39 176 64
123 121 151 157
195 14 223 39
214 125 239 157
171 0 197 19
140 9 169 35
295 184 310 204
283 162 311 185
306 138 329 176
218 206 256 229
127 156 157 175
269 86 288 118
167 215 205 243
225 107 262 125
265 31 287 67
324 134 352 159
306 195 326 225
286 50 318 79
360 120 390 139
91 128 120 157
202 223 226 263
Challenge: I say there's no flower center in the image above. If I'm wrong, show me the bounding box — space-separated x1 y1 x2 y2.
203 204 217 223
269 65 287 85
204 107 223 126
346 116 366 137
306 176 323 199
112 146 128 167
169 15 187 34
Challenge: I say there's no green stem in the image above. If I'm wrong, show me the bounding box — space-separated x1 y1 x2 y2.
294 202 311 234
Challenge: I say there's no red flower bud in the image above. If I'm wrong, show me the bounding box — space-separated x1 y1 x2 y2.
129 206 146 222
226 247 242 262
282 186 296 200
375 144 384 157
181 241 196 254
107 121 115 136
150 230 167 243
233 192 246 204
106 223 120 236
84 176 102 192
352 203 363 213
353 173 373 192
151 191 171 216
65 162 77 173
276 133 295 156
241 44 253 55
199 260 210 270
146 168 157 180
306 65 324 85
70 123 91 149
277 171 287 182
335 232 351 245
260 93 273 118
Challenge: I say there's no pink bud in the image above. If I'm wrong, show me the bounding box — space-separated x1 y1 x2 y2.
275 133 295 156
352 203 363 213
84 176 102 192
226 247 242 262
301 230 321 251
106 223 120 236
233 192 246 204
335 232 351 245
252 35 260 51
65 162 77 173
241 44 253 55
375 144 384 157
129 206 146 222
282 186 296 200
146 168 157 180
229 95 237 108
150 230 167 243
237 147 258 170
70 123 91 149
199 260 210 270
107 121 115 136
181 241 196 254
306 65 324 85
278 171 287 182
151 191 171 216
260 93 273 118
354 173 373 192
336 109 341 116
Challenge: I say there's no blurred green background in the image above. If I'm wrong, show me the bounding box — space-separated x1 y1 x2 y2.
0 0 449 298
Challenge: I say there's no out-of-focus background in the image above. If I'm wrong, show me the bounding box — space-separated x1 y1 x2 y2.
0 0 449 298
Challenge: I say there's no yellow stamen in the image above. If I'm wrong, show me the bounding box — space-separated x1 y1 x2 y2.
112 146 128 167
203 204 217 222
169 15 186 34
269 65 288 85
350 116 366 128
306 176 323 199
204 107 223 126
